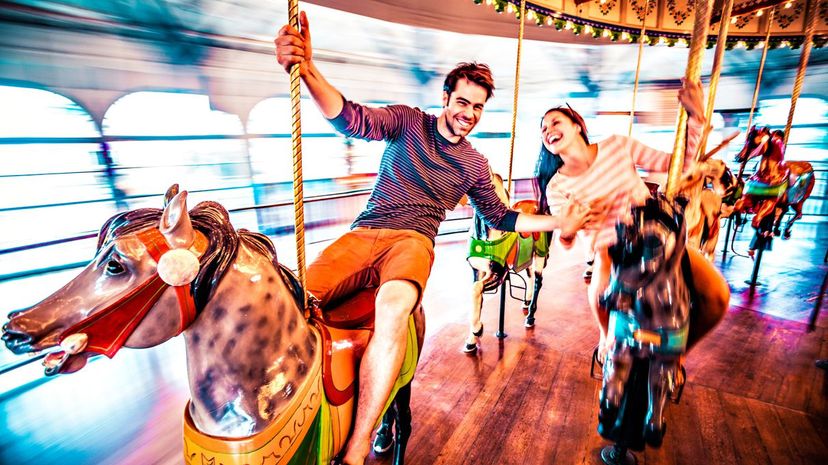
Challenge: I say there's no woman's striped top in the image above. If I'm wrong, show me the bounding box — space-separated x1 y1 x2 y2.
546 118 703 252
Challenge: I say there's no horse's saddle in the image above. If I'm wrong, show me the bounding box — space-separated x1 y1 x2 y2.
744 175 788 198
308 288 419 409
745 161 790 197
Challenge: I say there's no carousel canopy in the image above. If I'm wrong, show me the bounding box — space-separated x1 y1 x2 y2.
309 0 828 49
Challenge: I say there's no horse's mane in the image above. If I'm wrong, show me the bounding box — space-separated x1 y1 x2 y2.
96 201 279 312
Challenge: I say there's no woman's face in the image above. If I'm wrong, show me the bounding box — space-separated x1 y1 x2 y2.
541 110 583 155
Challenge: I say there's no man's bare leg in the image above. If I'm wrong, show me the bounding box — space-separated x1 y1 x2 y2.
341 280 418 465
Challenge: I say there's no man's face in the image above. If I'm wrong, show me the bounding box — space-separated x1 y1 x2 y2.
441 78 488 139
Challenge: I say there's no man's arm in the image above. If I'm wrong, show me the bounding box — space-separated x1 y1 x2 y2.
274 11 343 118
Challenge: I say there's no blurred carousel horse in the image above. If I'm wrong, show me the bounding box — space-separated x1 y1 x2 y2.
733 126 815 253
1 185 423 465
597 193 691 454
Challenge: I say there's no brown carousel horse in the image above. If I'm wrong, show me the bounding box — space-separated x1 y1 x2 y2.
678 132 742 260
463 172 549 353
1 185 423 465
734 126 815 252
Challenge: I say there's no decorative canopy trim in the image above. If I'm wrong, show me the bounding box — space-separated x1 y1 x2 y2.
470 0 826 49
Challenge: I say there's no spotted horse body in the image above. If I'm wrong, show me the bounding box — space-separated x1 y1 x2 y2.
1 185 423 465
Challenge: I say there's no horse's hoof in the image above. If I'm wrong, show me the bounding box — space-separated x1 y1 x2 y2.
645 422 666 448
592 345 605 369
521 305 529 316
472 324 484 338
372 424 394 455
524 316 535 328
783 231 792 240
462 342 479 354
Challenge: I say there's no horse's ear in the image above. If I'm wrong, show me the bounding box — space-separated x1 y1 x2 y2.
160 190 195 249
164 184 180 207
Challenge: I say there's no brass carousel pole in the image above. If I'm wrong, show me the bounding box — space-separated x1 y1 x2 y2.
288 0 307 310
697 0 735 160
498 0 527 340
506 0 527 195
738 7 775 180
628 1 652 136
783 0 819 146
666 0 714 199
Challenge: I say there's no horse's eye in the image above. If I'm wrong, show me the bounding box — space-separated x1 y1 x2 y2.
105 259 125 275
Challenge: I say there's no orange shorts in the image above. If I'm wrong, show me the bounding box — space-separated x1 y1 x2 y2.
306 227 435 310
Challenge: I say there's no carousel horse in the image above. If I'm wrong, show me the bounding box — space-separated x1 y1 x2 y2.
463 173 549 353
1 185 423 465
679 158 742 260
596 193 691 454
734 126 815 251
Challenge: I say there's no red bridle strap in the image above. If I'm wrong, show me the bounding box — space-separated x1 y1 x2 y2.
58 228 203 359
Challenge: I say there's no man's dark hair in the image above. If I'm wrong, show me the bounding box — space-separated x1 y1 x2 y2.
443 62 495 101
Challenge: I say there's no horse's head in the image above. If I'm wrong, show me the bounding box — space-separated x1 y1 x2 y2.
2 186 237 375
607 194 686 295
735 125 771 164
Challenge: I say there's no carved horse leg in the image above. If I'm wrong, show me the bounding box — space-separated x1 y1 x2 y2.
391 384 412 465
372 383 412 465
464 269 487 353
644 358 678 447
373 406 396 455
599 340 633 428
524 254 548 328
783 202 805 239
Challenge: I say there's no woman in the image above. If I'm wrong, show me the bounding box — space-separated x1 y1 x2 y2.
535 79 729 356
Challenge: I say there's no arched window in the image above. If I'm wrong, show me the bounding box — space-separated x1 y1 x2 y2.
0 85 106 282
247 97 347 190
103 92 253 210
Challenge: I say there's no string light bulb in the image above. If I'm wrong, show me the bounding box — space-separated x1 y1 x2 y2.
785 1 792 8
731 16 738 24
547 17 554 25
506 3 515 13
565 21 573 30
603 29 611 37
756 9 763 17
756 41 765 49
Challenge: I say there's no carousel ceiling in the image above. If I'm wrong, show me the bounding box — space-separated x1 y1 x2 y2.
474 0 828 47
0 0 825 50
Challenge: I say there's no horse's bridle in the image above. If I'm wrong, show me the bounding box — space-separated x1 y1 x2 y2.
47 228 206 373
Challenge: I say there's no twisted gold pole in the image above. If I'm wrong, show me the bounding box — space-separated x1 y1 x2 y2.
739 7 774 179
629 2 652 137
506 0 526 195
784 0 818 147
696 0 734 160
288 0 307 309
667 0 713 199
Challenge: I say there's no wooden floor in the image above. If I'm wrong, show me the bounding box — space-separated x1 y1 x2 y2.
1 221 826 465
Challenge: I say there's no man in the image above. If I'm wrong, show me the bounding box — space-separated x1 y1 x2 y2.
275 12 591 465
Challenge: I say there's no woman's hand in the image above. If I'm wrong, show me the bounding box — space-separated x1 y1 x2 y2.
677 78 705 120
559 197 595 241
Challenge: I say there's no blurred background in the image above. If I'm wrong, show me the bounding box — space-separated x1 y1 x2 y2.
0 0 825 407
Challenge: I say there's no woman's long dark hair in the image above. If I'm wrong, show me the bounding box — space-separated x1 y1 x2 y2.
534 105 590 214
